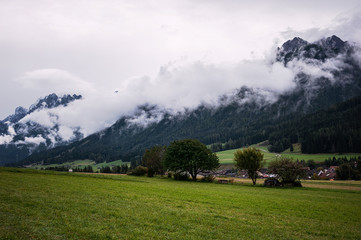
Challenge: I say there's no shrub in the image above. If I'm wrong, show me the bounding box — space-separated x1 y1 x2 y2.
173 172 189 181
268 157 306 187
128 166 148 176
201 175 215 182
292 181 302 187
336 162 361 180
311 173 320 180
264 177 283 187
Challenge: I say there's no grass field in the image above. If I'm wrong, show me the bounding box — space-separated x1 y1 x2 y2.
217 146 361 166
1 167 361 239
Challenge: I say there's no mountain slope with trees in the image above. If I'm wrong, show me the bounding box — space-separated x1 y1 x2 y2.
12 35 361 166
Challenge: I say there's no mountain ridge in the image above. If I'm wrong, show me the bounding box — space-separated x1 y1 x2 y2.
0 93 82 165
3 35 361 166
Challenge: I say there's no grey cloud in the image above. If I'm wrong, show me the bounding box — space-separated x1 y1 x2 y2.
2 0 360 119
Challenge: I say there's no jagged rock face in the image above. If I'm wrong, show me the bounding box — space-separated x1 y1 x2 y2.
1 94 82 125
281 37 308 53
0 93 83 165
2 107 28 124
28 93 82 113
277 35 352 64
318 35 346 51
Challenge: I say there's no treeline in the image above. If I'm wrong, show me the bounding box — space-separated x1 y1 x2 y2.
41 164 129 174
336 160 361 180
42 165 93 172
99 164 129 174
296 156 361 169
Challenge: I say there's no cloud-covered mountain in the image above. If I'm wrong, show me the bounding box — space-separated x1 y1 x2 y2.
0 93 82 165
15 35 361 167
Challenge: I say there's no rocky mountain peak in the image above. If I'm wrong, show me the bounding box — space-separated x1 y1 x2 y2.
277 35 350 64
1 94 82 124
1 106 28 124
29 93 82 113
319 35 345 49
15 106 27 116
281 37 308 52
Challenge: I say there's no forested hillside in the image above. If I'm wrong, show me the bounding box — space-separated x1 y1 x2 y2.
268 95 361 153
13 35 361 166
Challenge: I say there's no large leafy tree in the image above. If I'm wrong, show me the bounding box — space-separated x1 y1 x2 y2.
142 146 166 177
268 157 306 186
164 139 219 181
234 147 264 185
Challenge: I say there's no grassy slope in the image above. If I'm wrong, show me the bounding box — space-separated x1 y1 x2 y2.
1 168 361 239
217 144 361 165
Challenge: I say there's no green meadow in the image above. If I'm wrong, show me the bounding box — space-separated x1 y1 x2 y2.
1 167 361 239
217 145 361 166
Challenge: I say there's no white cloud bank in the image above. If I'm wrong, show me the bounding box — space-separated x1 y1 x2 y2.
15 56 296 139
16 136 46 146
1 0 360 120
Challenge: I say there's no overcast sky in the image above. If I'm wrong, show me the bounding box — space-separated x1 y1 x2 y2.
1 0 361 120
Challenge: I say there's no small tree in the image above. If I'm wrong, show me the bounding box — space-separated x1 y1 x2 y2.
164 139 219 181
268 157 306 186
336 162 361 180
142 146 166 177
234 147 264 185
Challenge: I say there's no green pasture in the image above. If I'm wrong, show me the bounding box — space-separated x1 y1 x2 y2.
1 167 361 239
217 146 361 166
93 159 127 169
